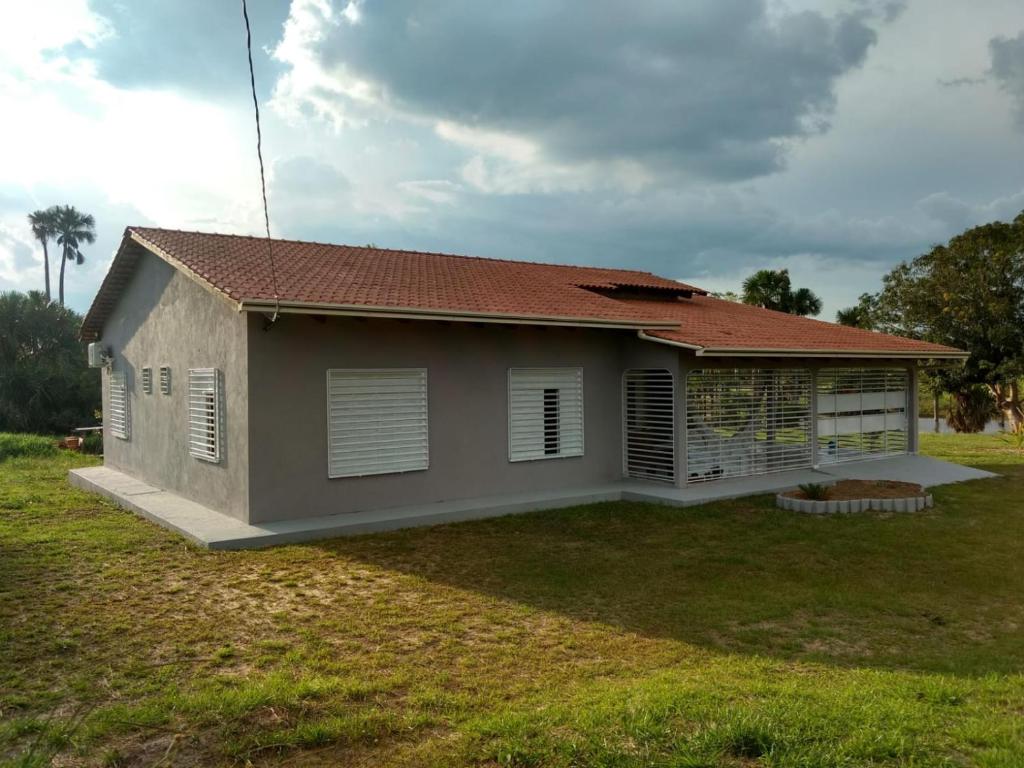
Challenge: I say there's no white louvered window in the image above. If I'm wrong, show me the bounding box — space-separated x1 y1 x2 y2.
508 368 584 462
108 371 129 440
327 369 429 478
141 367 153 394
686 368 812 483
624 369 675 483
188 368 221 463
816 368 908 464
159 366 171 395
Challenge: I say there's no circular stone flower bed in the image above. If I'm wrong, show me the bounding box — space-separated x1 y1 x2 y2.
777 479 933 514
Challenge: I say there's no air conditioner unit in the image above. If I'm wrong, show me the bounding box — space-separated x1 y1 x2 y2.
87 342 111 368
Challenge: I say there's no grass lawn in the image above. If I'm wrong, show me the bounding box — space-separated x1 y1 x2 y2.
2 434 1023 767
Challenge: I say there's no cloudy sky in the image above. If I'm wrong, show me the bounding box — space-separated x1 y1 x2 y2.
2 0 1023 317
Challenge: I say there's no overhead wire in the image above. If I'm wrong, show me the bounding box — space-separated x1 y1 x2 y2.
241 0 280 323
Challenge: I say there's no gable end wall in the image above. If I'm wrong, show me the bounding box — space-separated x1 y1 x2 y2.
98 250 250 520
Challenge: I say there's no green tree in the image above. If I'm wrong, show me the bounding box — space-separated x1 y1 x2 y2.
53 205 96 307
0 291 100 434
874 212 1024 430
741 269 822 316
835 293 880 329
27 206 59 302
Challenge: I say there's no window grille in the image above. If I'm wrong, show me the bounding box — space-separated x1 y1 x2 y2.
141 367 152 394
508 368 584 461
623 369 675 483
816 368 908 464
327 369 429 478
188 368 221 463
686 368 811 483
159 366 171 394
108 371 129 440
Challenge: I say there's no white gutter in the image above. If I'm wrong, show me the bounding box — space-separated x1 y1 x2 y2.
240 299 680 331
636 330 969 360
696 348 969 360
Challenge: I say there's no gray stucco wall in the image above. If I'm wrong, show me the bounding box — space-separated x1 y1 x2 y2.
246 316 659 523
244 315 920 523
99 252 250 520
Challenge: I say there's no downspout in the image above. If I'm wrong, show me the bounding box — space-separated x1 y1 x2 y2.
636 330 703 351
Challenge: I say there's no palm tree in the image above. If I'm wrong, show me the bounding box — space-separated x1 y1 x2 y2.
53 205 96 306
788 286 823 317
741 269 791 312
835 305 864 327
27 207 59 302
741 269 822 317
835 292 879 330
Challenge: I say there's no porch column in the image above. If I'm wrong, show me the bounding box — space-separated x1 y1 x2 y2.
675 356 688 487
809 367 819 467
907 365 919 454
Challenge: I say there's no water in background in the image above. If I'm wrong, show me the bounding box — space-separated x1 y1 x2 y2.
918 418 1004 435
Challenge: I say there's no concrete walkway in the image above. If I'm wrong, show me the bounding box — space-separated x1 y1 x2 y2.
817 454 995 486
68 455 996 550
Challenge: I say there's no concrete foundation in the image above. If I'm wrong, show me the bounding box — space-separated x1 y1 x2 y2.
69 455 996 550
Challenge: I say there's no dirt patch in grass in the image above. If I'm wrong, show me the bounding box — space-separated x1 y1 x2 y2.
783 479 926 501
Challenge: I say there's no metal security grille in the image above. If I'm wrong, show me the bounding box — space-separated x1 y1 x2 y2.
327 369 428 478
816 368 908 464
159 366 171 395
686 368 812 483
508 368 584 461
108 371 129 440
188 368 221 463
623 369 675 483
141 367 153 394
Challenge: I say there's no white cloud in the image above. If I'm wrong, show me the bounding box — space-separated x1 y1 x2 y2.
0 0 267 274
271 0 372 128
3 0 1024 321
0 74 261 228
0 219 40 290
268 0 894 189
0 0 112 74
397 179 461 205
915 189 1024 230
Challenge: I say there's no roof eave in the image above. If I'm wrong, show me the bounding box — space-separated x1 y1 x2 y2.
696 348 969 360
637 332 969 360
79 228 244 342
239 299 680 331
128 229 243 310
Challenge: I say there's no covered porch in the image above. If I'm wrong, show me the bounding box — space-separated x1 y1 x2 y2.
622 362 931 489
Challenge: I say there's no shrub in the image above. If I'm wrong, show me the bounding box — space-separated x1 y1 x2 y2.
0 432 58 460
81 433 103 455
798 483 830 500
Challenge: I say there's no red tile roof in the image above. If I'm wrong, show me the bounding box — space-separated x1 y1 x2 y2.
633 295 964 357
80 227 967 359
133 226 695 322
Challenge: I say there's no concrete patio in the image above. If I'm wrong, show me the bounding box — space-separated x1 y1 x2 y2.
69 456 996 550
